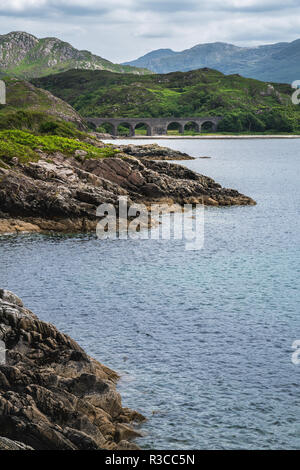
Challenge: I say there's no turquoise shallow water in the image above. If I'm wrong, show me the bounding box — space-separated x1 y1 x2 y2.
0 139 300 449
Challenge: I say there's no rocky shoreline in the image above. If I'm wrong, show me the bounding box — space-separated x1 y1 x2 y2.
0 289 144 450
0 141 255 234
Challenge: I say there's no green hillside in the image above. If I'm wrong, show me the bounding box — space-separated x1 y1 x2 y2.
0 32 149 80
0 78 83 120
0 77 90 139
33 68 300 132
0 78 118 169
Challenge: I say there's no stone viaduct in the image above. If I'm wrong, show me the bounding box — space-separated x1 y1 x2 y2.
86 117 223 136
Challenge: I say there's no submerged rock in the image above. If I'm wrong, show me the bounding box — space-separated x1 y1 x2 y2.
0 289 144 450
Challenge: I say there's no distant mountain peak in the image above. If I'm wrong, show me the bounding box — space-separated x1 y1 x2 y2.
0 31 149 79
1 31 38 39
149 48 175 54
123 39 300 83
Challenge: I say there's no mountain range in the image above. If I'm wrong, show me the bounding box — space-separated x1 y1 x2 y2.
0 31 149 79
1 32 299 85
123 40 300 84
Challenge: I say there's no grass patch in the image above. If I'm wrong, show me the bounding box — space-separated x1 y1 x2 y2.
0 129 119 165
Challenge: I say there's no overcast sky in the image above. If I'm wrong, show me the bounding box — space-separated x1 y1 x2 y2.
0 0 299 63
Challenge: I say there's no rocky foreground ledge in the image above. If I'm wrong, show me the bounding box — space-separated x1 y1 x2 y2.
0 143 255 234
0 289 144 450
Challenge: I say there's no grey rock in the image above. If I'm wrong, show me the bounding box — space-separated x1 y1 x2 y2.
0 289 145 450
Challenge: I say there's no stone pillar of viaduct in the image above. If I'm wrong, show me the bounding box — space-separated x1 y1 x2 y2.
87 117 223 136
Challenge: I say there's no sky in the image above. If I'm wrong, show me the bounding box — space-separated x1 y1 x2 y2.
0 0 299 63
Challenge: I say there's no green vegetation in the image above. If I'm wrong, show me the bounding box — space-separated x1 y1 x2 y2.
0 77 100 146
0 77 85 134
0 110 85 138
0 78 118 169
217 109 297 133
0 129 119 166
1 77 75 115
32 68 300 133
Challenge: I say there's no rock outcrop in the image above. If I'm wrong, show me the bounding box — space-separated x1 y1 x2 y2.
116 143 195 160
0 289 144 450
0 147 255 234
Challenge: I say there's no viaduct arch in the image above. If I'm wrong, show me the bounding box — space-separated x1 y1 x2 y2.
86 117 223 136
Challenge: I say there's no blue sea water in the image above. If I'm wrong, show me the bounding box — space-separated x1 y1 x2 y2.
0 138 299 449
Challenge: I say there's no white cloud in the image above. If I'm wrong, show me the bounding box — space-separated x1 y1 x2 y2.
0 0 299 62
